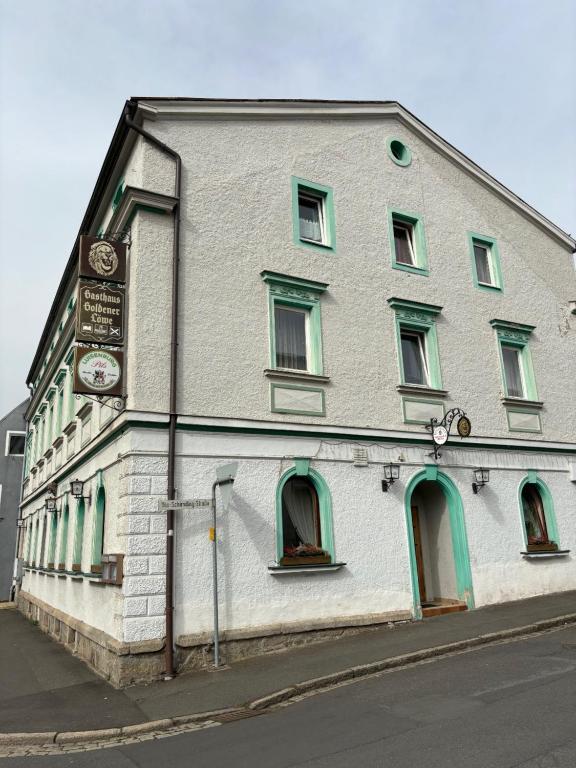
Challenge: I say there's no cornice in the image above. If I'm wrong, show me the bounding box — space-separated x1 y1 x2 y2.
107 185 178 235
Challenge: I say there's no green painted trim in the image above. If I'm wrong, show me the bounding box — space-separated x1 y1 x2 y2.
490 319 536 336
390 301 443 390
388 208 429 276
386 137 412 167
518 475 560 548
294 458 311 476
275 466 335 562
59 503 69 566
72 498 85 568
262 272 326 375
291 176 336 253
424 464 438 481
492 323 538 401
506 408 542 434
54 368 67 385
112 178 125 211
467 232 504 292
401 397 446 425
91 486 105 568
270 383 326 416
48 511 58 565
125 203 168 230
404 469 475 617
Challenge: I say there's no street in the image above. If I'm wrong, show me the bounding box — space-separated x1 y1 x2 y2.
5 625 576 767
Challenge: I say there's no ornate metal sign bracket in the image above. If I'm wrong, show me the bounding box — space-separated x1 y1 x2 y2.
425 407 471 460
75 393 126 412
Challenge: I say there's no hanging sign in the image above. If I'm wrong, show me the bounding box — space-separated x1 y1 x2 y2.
426 408 471 460
76 280 125 345
73 346 124 397
79 236 126 284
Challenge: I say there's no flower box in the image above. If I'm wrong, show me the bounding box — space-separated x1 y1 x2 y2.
280 555 332 566
527 541 558 552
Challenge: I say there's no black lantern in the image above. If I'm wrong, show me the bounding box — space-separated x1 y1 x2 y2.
45 498 57 512
70 479 91 502
382 463 400 492
472 468 490 494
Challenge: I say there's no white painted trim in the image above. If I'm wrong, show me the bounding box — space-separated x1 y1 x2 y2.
133 100 575 250
5 431 26 456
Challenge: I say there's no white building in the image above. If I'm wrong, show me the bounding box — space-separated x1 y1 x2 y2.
17 99 576 686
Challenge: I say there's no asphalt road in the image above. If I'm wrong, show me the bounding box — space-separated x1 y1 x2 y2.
6 625 576 767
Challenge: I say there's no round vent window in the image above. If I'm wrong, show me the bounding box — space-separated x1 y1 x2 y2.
387 138 412 167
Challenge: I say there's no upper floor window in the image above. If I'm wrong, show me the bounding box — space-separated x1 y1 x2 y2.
388 298 443 391
490 320 538 402
5 431 25 456
291 177 335 252
468 232 503 292
389 209 429 276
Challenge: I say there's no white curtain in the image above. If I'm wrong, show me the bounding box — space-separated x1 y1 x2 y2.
299 199 321 241
275 307 307 370
282 480 317 545
502 346 523 397
474 244 491 284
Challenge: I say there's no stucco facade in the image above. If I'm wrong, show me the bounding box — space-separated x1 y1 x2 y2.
17 100 576 686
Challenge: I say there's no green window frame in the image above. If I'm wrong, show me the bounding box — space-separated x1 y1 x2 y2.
291 177 336 253
261 271 328 375
490 320 538 401
275 462 335 565
112 177 125 211
388 208 429 276
468 232 503 292
72 498 85 571
58 502 69 569
518 474 560 552
388 298 443 390
47 511 58 568
91 483 105 572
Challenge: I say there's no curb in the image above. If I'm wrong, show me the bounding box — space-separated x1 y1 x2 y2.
2 613 575 749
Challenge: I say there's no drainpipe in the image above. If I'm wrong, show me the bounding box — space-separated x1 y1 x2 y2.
124 103 181 679
13 388 33 601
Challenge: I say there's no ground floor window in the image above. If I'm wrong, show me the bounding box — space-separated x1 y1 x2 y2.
521 482 557 551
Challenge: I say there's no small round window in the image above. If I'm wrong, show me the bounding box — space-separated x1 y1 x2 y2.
387 138 412 167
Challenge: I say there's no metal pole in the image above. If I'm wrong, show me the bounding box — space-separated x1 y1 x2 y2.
211 480 220 668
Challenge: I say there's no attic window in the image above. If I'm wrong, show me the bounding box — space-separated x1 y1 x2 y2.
387 139 412 167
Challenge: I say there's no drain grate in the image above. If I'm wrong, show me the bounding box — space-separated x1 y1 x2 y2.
212 709 264 724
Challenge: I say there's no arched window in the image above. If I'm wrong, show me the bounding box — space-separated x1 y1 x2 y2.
91 486 105 573
520 479 558 552
58 503 69 570
47 512 58 569
277 468 334 566
72 499 85 572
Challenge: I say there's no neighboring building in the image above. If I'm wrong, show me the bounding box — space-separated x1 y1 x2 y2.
0 400 27 601
17 99 576 686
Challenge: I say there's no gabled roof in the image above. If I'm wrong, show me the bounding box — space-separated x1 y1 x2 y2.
27 98 575 386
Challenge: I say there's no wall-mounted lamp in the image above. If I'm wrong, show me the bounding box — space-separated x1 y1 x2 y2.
382 463 400 492
472 468 490 494
70 479 91 504
45 499 57 512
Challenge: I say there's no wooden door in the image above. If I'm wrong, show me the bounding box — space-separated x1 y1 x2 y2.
411 505 427 604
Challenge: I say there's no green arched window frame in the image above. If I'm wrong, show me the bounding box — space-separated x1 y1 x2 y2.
32 517 39 566
518 474 559 550
275 463 335 563
91 485 106 573
47 511 58 568
72 498 85 572
58 502 69 570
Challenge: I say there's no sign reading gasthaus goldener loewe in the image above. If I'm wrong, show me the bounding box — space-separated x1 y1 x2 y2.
73 346 124 397
76 280 125 345
79 235 126 284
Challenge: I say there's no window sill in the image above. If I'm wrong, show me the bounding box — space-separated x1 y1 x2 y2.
501 397 543 410
265 369 330 384
63 420 77 437
268 562 346 575
476 282 502 293
296 238 335 254
392 262 429 277
521 550 570 559
397 384 448 398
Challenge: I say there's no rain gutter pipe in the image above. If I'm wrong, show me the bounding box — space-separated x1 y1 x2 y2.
124 103 181 679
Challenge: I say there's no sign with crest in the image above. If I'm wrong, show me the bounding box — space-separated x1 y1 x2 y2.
73 346 124 397
76 280 125 345
79 235 126 284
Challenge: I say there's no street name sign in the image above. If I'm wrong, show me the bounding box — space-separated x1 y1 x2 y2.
158 498 212 511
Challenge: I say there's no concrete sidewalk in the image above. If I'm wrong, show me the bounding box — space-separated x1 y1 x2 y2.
1 590 575 737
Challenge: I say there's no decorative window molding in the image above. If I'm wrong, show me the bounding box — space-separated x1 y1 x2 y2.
270 382 325 417
386 137 412 167
402 397 445 425
518 475 561 553
261 271 328 378
291 177 336 253
388 208 429 275
388 297 443 392
468 232 503 292
275 464 335 566
490 319 538 406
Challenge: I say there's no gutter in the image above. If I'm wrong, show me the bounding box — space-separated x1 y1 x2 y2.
124 101 181 679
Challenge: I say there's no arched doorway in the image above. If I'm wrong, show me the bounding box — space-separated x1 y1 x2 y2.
405 468 474 618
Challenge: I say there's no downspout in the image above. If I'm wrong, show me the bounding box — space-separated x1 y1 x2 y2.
13 388 33 601
124 103 181 679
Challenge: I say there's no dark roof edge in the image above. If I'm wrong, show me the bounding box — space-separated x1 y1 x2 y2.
26 101 134 385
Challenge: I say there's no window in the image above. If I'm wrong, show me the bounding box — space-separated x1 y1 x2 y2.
490 320 538 403
58 503 69 570
389 209 429 275
91 486 105 573
468 232 503 292
261 271 328 376
276 465 335 566
519 477 559 553
388 298 443 391
72 498 85 572
5 431 25 456
291 177 335 252
386 138 412 167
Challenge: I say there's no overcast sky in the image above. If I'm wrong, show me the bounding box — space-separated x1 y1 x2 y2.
1 0 575 414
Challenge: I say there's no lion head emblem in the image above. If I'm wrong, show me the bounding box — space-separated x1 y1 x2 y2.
88 241 119 277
